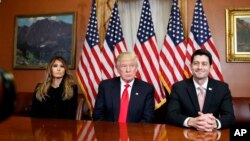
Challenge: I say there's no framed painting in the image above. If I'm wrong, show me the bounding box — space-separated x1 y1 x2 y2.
226 8 250 62
13 12 76 69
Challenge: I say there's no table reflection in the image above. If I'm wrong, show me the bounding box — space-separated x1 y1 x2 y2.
0 116 230 141
31 118 76 141
77 122 172 141
183 129 221 141
77 121 165 141
76 121 226 141
77 120 96 141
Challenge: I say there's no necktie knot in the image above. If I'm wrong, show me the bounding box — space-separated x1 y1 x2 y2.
124 84 130 88
198 86 204 95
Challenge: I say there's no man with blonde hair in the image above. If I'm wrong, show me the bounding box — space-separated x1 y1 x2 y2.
93 51 155 123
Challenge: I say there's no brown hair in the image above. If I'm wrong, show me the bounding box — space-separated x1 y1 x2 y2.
35 56 75 101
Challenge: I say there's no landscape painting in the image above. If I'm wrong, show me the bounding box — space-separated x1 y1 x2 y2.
236 17 250 52
226 8 250 62
13 12 76 69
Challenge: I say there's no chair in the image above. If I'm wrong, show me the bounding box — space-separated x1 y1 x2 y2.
76 96 84 120
232 97 250 123
75 94 91 120
13 92 33 117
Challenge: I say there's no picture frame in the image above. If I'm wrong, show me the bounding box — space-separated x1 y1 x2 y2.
13 12 76 69
226 8 250 62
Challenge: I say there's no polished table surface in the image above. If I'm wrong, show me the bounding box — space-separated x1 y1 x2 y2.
0 116 229 141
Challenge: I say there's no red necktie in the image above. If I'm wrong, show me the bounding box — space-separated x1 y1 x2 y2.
118 84 130 123
198 86 205 111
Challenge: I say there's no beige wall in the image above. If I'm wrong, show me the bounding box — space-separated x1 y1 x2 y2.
0 0 250 97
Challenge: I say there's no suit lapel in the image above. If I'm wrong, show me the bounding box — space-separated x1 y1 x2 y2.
203 78 214 112
187 78 200 112
127 79 139 121
112 78 121 121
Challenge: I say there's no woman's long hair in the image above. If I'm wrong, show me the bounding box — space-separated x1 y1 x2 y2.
35 56 75 101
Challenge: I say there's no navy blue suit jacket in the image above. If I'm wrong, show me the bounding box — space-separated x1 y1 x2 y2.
166 77 235 128
93 77 155 123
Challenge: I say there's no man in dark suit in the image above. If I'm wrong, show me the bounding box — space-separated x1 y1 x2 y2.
93 51 155 123
166 49 235 131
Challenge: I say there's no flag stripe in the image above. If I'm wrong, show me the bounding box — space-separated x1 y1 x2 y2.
185 0 223 81
134 0 166 108
101 41 115 79
185 33 199 76
162 39 178 83
134 41 162 102
164 38 185 82
114 40 127 58
77 0 102 113
160 0 186 93
101 2 127 80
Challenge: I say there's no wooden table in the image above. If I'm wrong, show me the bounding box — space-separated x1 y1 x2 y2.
0 116 229 141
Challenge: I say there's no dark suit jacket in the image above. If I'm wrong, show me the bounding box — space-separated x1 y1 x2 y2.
166 77 235 129
93 77 155 123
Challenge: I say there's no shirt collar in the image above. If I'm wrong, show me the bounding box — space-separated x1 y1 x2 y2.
120 78 135 87
193 78 208 90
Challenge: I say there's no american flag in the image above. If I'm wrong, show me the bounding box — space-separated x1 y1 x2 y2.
159 0 187 93
185 0 224 81
134 0 166 108
101 2 127 80
77 0 102 113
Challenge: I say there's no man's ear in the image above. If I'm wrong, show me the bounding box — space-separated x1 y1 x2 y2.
210 64 213 70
